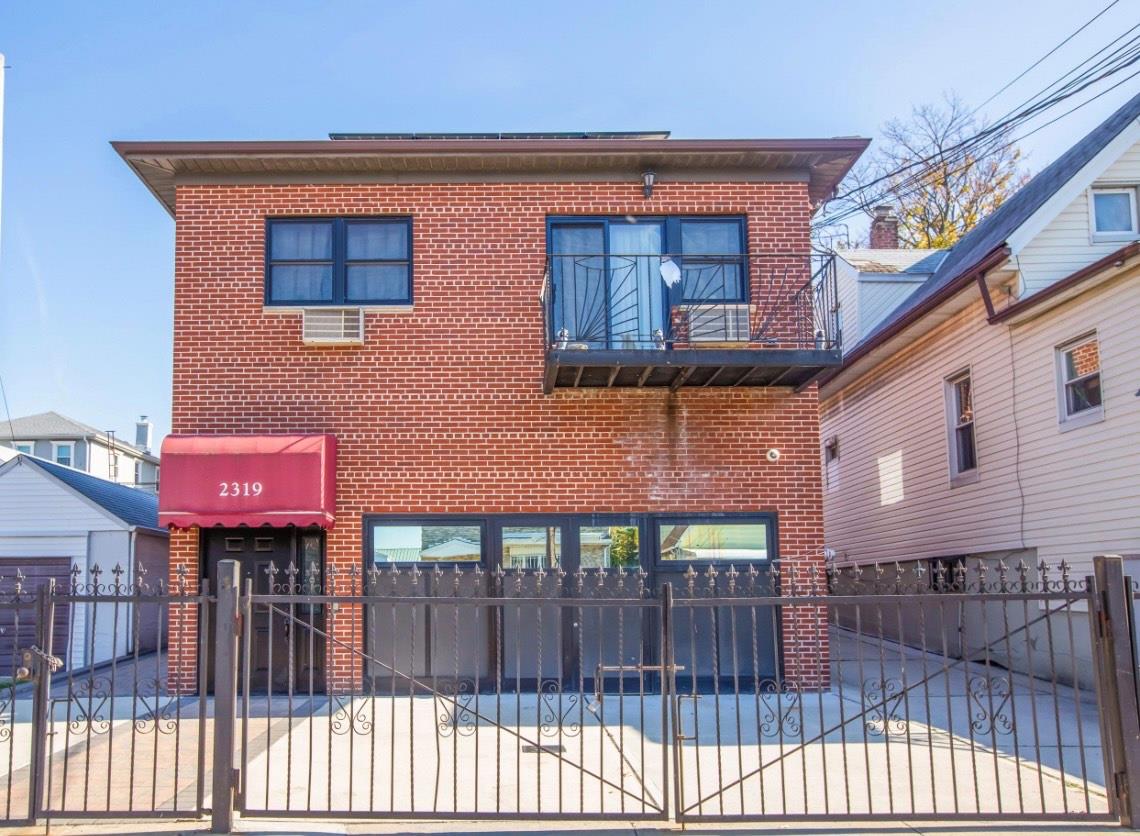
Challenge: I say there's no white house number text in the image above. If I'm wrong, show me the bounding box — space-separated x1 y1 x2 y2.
219 481 263 497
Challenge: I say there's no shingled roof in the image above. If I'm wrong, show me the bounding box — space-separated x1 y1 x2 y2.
4 455 161 530
861 89 1140 351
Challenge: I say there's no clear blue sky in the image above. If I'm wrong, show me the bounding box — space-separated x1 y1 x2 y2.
0 0 1136 447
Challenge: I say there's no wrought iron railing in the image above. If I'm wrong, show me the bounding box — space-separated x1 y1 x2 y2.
541 252 840 353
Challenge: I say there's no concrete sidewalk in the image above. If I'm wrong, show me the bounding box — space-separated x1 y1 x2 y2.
1 815 1127 835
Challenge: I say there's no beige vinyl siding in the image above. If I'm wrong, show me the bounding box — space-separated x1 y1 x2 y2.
822 263 1140 577
1005 265 1140 570
1016 141 1140 295
821 291 1022 564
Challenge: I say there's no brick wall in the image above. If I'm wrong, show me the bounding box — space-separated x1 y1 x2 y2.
167 180 827 690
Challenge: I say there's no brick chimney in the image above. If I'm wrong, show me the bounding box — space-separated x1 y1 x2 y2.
870 205 899 249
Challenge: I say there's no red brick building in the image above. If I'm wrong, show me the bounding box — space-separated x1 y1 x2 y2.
116 132 867 692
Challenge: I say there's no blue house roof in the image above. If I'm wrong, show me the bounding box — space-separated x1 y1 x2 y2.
26 456 160 530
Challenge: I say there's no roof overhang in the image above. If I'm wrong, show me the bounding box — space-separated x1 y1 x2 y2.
112 136 870 217
989 241 1140 325
817 245 1011 396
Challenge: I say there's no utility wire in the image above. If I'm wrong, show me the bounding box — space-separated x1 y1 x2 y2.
0 373 14 443
814 41 1140 229
820 25 1140 220
972 0 1122 117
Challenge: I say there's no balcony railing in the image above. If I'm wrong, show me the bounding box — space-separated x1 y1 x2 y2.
540 253 841 391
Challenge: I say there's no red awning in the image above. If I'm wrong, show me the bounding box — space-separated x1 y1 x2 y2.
158 435 336 529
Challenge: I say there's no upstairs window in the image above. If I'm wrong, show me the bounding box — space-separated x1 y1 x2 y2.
52 442 74 468
945 370 977 481
12 442 34 456
266 218 412 306
1057 333 1103 428
1090 188 1138 239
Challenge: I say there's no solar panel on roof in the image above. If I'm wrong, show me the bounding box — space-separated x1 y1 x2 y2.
327 131 671 141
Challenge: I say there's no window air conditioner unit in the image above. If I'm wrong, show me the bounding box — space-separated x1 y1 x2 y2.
681 303 751 343
302 308 364 345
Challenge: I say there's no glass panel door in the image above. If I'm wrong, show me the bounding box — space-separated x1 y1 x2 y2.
608 222 665 348
550 224 606 347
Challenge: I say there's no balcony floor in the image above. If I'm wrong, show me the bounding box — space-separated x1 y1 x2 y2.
544 348 841 392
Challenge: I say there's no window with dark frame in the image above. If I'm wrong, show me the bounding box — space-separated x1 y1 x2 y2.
362 513 776 569
656 518 773 562
947 371 977 476
266 217 412 306
1058 334 1103 421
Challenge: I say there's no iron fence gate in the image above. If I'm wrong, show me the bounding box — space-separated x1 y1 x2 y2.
234 563 672 821
670 559 1120 823
2 555 1140 832
0 566 211 826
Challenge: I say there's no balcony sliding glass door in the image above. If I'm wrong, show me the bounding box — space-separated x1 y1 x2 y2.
549 219 666 349
549 216 746 350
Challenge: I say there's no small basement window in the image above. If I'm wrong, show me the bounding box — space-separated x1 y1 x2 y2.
1057 333 1103 428
266 217 412 306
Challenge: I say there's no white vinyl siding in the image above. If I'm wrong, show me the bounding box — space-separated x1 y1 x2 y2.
1016 141 1140 295
0 460 145 668
834 256 861 347
858 276 926 341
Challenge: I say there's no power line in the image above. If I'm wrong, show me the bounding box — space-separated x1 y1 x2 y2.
972 0 1122 117
814 34 1140 229
822 18 1140 221
0 373 14 443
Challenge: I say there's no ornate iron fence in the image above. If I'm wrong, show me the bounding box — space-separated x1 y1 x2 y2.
1 555 1139 831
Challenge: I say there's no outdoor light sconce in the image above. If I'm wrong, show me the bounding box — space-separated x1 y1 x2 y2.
642 170 657 198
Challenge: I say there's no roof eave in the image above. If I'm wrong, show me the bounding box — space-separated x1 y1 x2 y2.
814 244 1011 393
113 136 870 217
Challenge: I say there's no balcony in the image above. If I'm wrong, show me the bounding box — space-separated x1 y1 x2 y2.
541 252 841 392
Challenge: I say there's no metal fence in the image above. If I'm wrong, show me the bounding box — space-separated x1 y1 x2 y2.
1 555 1139 831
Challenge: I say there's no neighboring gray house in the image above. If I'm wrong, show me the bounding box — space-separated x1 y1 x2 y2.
0 411 160 492
833 207 947 349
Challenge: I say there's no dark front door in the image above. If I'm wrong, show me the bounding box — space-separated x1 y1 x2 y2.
204 528 326 693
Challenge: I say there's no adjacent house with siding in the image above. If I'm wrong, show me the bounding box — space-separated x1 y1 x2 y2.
0 454 169 670
817 92 1140 678
1 412 160 492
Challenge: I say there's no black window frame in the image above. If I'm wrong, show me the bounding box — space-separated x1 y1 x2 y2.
651 512 778 569
265 216 413 307
545 215 749 304
361 511 780 573
365 516 488 568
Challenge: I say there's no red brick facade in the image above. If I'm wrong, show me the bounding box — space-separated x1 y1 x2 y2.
166 180 828 690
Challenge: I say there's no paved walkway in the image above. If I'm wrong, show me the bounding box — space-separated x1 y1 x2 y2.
0 629 1114 829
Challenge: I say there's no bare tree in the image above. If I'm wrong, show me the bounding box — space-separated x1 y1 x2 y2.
838 94 1030 248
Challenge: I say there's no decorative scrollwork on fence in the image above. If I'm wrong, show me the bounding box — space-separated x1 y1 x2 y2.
330 694 374 737
758 679 801 737
0 688 12 742
134 683 179 735
863 678 907 736
539 679 582 738
435 679 476 738
968 674 1014 737
64 676 113 735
